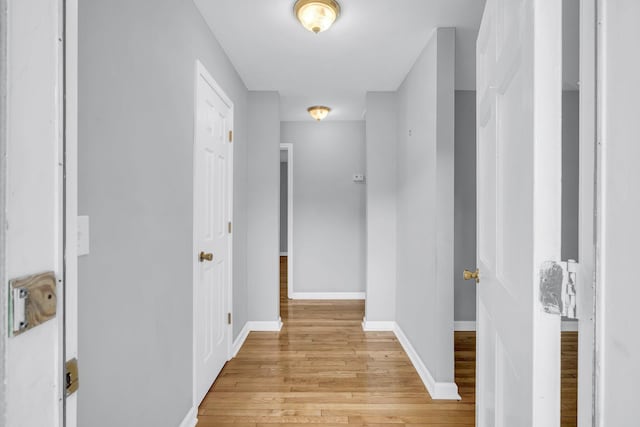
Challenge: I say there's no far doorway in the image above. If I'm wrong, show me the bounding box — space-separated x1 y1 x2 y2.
280 144 293 317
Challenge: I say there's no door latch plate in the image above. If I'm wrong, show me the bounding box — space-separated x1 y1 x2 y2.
65 358 79 396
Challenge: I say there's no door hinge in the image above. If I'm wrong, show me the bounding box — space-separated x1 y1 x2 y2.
228 130 233 142
228 221 232 234
65 358 79 396
562 260 578 319
227 312 232 325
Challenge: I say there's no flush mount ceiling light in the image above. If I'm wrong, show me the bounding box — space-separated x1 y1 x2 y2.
294 0 340 34
307 106 331 121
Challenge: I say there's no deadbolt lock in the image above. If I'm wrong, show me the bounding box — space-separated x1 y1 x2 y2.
463 269 480 283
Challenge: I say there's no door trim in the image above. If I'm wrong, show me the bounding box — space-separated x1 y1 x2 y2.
0 0 8 419
280 143 293 299
576 0 597 426
192 60 234 409
2 1 67 425
63 0 79 425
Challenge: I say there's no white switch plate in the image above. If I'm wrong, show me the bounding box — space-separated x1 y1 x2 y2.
78 215 90 256
353 173 366 183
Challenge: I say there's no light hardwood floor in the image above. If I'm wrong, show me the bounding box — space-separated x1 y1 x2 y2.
197 256 577 426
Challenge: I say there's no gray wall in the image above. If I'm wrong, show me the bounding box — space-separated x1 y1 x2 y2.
454 91 477 322
365 92 397 321
280 162 288 253
281 121 366 294
247 91 280 321
395 28 456 383
562 91 579 261
78 1 248 426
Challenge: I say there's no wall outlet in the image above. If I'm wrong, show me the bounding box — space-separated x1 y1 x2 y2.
353 173 366 183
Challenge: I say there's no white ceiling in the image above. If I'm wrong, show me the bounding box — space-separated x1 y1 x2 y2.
194 0 487 121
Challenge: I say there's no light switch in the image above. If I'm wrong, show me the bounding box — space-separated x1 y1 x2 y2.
353 173 366 183
78 216 90 256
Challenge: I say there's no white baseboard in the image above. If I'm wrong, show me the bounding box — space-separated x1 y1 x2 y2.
280 252 288 256
454 320 579 332
247 317 283 332
291 292 365 300
393 323 462 400
454 321 476 331
361 319 395 331
178 407 197 427
231 323 250 357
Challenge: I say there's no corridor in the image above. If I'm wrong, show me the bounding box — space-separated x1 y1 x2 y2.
196 257 577 425
196 257 476 425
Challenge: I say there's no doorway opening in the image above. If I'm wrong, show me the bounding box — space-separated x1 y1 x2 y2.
559 0 580 425
280 143 293 318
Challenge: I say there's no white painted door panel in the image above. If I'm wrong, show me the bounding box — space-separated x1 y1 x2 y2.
194 63 232 405
4 1 64 426
476 0 562 425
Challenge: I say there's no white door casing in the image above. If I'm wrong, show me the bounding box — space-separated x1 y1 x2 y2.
280 143 293 299
577 0 596 425
64 0 79 425
3 0 65 426
193 61 233 407
476 0 562 426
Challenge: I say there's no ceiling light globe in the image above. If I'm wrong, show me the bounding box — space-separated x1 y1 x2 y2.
294 0 340 34
307 106 331 121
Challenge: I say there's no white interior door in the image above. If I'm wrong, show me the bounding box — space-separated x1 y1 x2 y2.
194 61 233 406
475 0 562 425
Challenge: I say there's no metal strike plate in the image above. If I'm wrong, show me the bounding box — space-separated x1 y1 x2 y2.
9 271 57 336
65 358 79 396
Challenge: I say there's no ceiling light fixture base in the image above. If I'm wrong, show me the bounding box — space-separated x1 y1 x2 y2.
307 105 331 121
294 0 341 34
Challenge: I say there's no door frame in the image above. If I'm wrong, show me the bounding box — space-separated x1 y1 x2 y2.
192 60 234 409
576 0 597 426
0 0 77 425
63 0 79 425
280 143 293 299
0 0 8 418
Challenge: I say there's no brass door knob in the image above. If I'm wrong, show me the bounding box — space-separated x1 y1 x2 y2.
199 251 213 262
463 269 480 283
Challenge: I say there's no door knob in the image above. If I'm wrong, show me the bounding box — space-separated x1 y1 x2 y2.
463 269 480 283
199 251 213 262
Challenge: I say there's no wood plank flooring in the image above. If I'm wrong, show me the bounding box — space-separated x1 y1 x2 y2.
197 256 577 426
561 331 578 427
